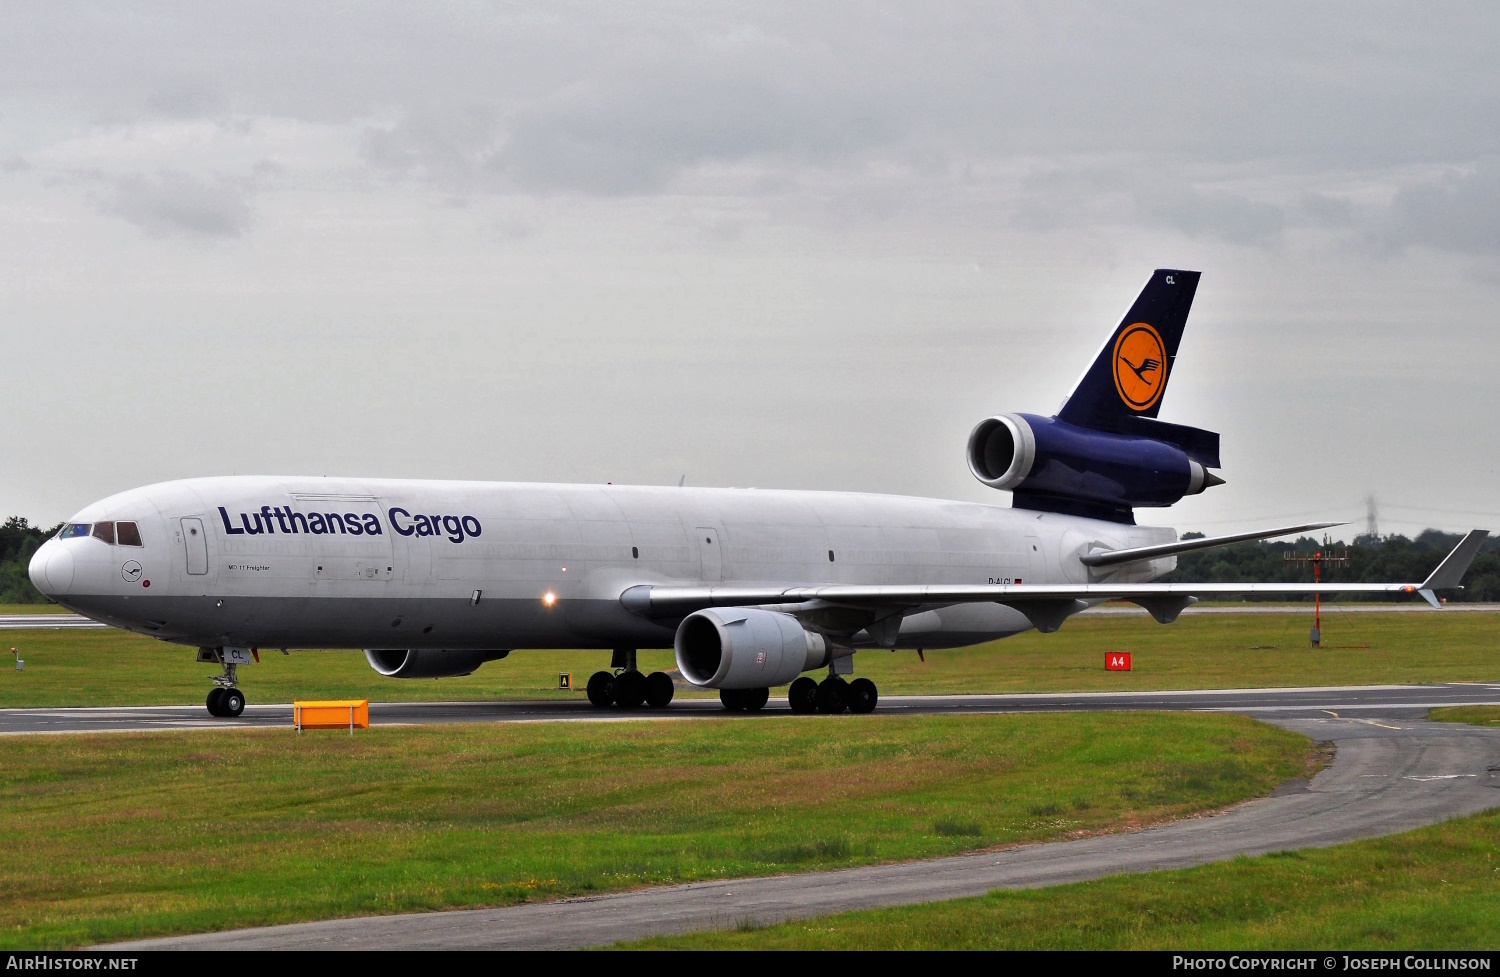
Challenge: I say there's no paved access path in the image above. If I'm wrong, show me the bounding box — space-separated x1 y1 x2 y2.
106 706 1500 950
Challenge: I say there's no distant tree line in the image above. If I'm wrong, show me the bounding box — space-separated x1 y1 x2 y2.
1 514 1496 605
0 517 62 604
1163 529 1500 602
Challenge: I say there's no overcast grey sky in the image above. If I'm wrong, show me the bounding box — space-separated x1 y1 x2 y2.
3 2 1498 537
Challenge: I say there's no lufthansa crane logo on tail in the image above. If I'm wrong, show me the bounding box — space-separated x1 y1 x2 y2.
1112 322 1167 411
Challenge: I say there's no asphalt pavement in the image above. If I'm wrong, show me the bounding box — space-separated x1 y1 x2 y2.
4 682 1500 735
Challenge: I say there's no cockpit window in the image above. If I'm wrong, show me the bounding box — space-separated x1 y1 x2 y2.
92 521 116 544
59 523 91 539
116 522 143 546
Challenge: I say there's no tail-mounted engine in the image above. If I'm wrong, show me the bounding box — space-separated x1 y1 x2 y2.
674 608 832 689
364 648 511 679
967 413 1223 523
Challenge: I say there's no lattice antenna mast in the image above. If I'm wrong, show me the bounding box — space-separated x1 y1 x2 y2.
1366 494 1379 538
1285 543 1351 647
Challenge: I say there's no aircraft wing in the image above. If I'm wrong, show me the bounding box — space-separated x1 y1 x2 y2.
621 529 1488 631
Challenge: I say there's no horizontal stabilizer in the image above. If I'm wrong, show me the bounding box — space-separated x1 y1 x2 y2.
1080 522 1343 568
1108 415 1221 469
1420 529 1489 591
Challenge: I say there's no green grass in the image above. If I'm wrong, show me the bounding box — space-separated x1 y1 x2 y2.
1429 705 1500 727
3 609 1499 708
627 806 1500 950
0 603 64 614
0 712 1306 949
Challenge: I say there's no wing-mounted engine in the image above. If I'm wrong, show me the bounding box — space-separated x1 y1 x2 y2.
364 648 510 679
967 413 1223 524
674 608 832 689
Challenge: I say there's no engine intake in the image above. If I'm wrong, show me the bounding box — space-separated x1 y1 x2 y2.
674 609 829 689
967 412 1219 521
364 648 510 679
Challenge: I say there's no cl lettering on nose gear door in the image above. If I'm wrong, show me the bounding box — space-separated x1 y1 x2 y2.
181 517 208 575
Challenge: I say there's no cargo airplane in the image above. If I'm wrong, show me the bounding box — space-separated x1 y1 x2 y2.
27 271 1486 717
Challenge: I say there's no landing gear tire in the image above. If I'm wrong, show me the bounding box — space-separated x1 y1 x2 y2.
206 688 226 717
815 677 849 715
221 687 246 717
788 676 819 714
644 671 675 708
586 670 615 708
846 677 878 714
612 670 647 708
720 687 770 712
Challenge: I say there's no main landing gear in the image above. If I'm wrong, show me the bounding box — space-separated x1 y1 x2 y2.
788 674 878 715
586 649 675 709
720 686 769 712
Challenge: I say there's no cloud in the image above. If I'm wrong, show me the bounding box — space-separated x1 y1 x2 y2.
360 69 899 197
99 169 251 238
1382 163 1500 255
1140 188 1286 247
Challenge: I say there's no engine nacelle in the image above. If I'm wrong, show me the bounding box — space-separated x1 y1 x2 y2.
364 648 510 679
967 412 1217 515
674 608 830 689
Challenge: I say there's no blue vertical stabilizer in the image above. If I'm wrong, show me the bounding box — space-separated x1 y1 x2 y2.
1057 269 1201 431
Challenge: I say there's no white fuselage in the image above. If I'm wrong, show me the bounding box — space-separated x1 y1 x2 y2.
28 476 1177 652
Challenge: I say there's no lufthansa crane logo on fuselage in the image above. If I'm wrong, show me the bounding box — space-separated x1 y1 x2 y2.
1112 322 1167 412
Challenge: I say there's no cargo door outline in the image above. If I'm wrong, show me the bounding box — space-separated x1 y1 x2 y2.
181 517 209 575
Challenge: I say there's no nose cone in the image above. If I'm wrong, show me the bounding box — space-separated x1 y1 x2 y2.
28 541 73 595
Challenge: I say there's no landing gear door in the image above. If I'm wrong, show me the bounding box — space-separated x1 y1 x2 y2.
181 517 209 575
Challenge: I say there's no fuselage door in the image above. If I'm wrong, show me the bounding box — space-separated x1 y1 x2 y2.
181 517 209 575
696 527 722 582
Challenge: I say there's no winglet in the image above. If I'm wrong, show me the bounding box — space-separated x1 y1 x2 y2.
1419 530 1489 592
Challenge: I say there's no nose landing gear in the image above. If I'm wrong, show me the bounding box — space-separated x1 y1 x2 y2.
206 686 245 718
200 649 247 718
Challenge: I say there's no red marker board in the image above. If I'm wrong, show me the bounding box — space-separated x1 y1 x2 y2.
1105 652 1132 671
